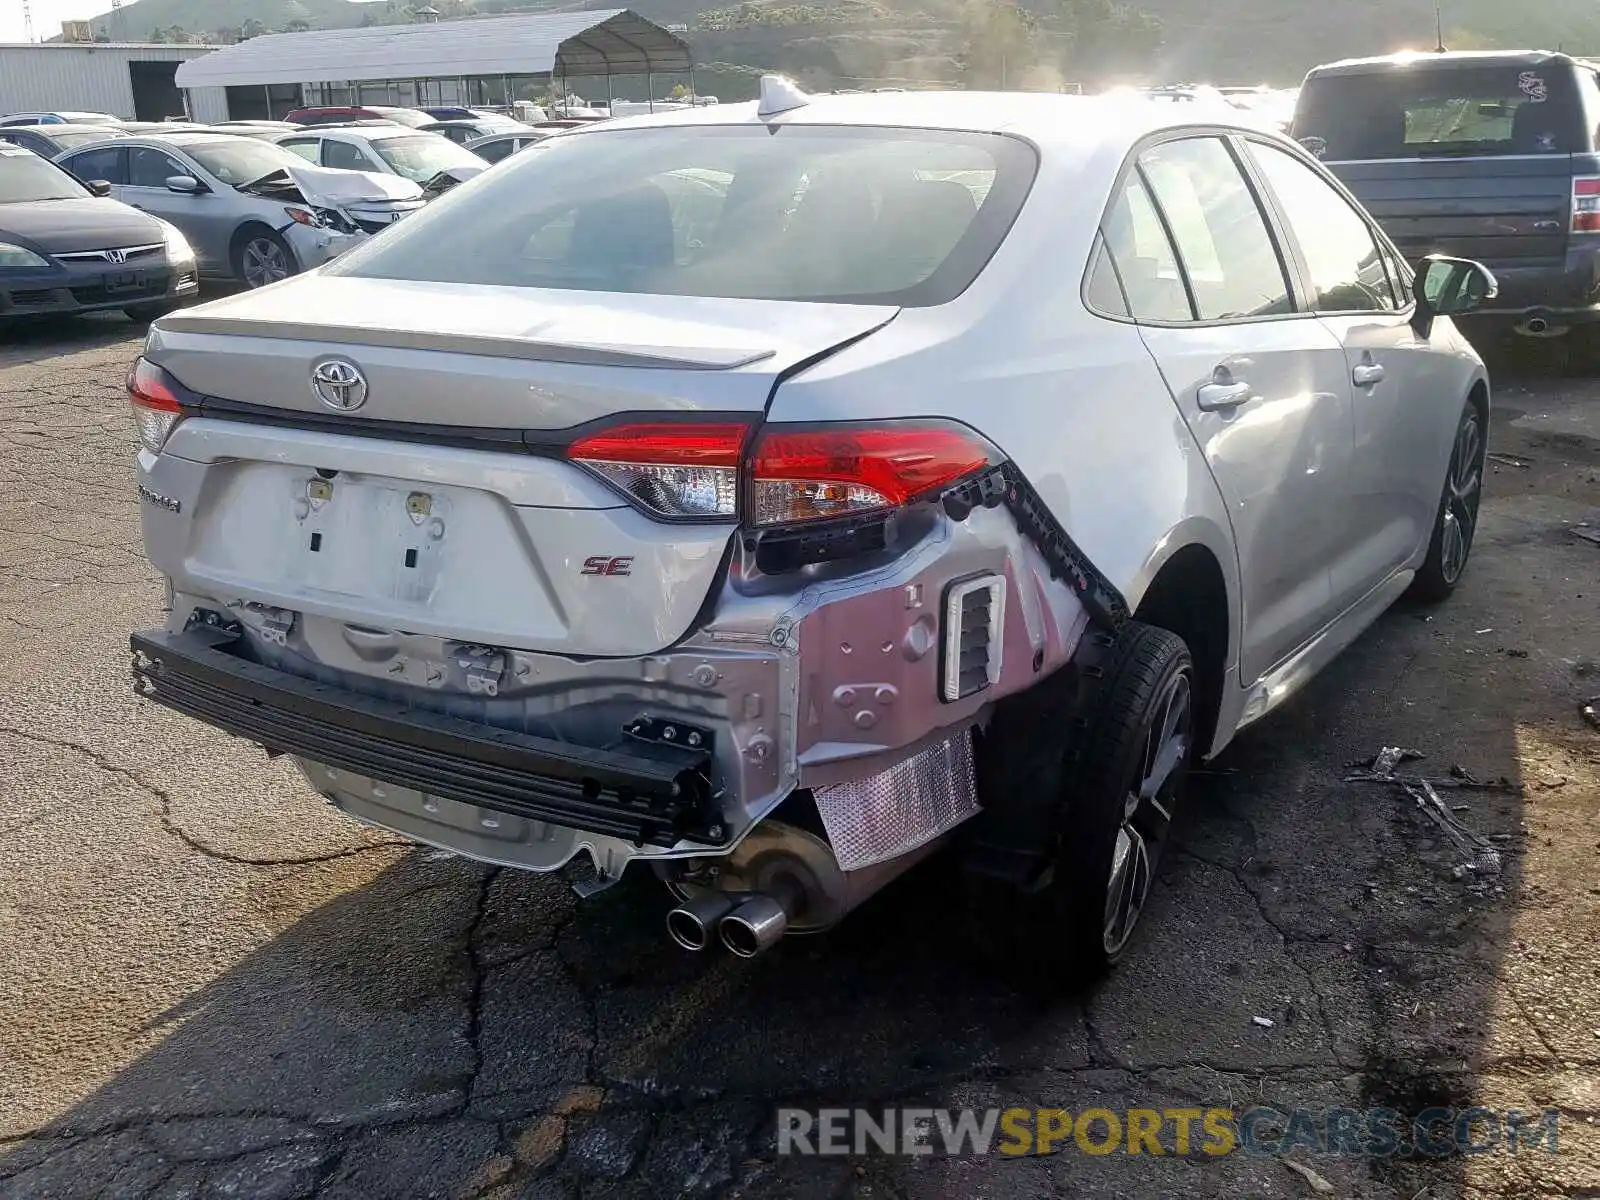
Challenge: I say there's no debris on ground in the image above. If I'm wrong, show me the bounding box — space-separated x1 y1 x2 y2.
1572 527 1600 548
1583 696 1600 731
1476 628 1494 635
1406 780 1502 877
1283 1156 1336 1193
1505 647 1530 658
1344 746 1521 794
1486 452 1532 469
1252 1015 1275 1028
1348 746 1425 775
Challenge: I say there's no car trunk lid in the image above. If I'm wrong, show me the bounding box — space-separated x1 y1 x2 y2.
142 277 898 657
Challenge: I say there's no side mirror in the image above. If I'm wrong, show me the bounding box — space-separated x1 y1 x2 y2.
86 179 112 197
1412 255 1498 337
165 174 205 194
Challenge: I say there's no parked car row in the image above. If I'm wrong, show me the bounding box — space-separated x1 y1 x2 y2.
0 114 534 301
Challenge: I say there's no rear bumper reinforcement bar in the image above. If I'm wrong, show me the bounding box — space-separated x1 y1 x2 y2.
130 628 719 848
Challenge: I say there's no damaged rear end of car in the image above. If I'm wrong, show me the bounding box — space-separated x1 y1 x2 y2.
127 103 1121 962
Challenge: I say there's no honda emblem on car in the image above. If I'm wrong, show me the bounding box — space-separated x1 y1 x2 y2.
311 359 368 411
105 248 128 265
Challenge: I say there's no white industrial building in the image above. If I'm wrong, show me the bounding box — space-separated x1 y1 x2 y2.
0 42 229 121
173 9 693 119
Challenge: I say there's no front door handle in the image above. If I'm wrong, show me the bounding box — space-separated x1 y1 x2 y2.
1352 362 1386 387
1197 380 1253 411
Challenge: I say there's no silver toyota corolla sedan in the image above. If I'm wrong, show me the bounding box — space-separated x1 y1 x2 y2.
126 79 1495 985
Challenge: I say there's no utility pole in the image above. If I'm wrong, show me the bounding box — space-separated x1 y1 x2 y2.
110 0 124 40
1434 2 1446 52
22 0 34 41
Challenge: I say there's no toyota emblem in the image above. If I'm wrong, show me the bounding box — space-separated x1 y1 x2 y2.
311 358 368 411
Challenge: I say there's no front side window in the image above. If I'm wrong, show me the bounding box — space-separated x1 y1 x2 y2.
128 147 185 189
322 139 371 171
1246 141 1396 313
328 125 1037 306
1137 137 1293 321
278 139 319 163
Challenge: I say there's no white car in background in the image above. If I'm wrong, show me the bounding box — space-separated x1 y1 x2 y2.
274 125 488 193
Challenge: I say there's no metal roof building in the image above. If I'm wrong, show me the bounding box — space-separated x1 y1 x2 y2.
173 10 692 91
0 43 229 122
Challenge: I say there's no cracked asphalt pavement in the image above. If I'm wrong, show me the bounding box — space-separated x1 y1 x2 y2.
1 313 1598 1199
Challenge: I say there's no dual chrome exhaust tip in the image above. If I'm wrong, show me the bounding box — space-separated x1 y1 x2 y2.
665 889 791 958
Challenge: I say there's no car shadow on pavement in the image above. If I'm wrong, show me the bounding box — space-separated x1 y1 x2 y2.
0 352 1594 1200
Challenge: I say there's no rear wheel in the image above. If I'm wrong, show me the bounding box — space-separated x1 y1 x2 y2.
967 622 1194 987
232 228 295 289
1410 400 1485 602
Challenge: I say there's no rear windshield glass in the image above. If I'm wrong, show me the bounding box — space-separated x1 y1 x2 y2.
1293 64 1584 159
326 124 1037 305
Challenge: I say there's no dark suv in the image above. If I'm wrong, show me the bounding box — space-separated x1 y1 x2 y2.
1293 50 1600 347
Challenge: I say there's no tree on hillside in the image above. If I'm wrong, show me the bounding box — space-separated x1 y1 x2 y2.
1042 0 1161 82
284 18 311 31
959 0 1038 89
239 17 267 38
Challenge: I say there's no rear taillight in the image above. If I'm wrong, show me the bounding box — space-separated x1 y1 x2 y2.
567 422 748 520
1574 177 1600 232
565 418 1002 535
748 422 1001 527
127 357 183 455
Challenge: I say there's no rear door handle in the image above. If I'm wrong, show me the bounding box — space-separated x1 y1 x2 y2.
1352 362 1386 387
1196 380 1253 411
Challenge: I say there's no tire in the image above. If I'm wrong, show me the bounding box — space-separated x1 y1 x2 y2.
1409 399 1485 603
123 300 180 324
965 621 1195 988
232 228 296 289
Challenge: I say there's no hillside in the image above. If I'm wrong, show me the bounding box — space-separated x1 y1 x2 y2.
76 0 1600 87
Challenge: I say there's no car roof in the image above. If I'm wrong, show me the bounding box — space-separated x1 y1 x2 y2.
107 132 240 148
1306 49 1571 78
579 88 1270 150
315 126 428 141
5 123 126 136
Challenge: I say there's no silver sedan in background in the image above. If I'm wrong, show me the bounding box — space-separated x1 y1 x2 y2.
55 134 423 287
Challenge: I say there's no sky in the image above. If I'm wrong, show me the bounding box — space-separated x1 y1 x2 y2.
2 0 105 44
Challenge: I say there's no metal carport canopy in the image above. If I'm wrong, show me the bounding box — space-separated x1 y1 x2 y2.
172 9 691 88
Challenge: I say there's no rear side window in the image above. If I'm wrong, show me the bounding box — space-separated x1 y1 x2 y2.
62 144 126 185
1099 172 1191 322
328 125 1038 306
1246 142 1397 313
1294 63 1585 160
1136 137 1293 321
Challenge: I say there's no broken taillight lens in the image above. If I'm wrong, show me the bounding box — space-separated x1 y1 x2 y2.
748 422 1002 526
566 422 748 520
127 357 184 455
